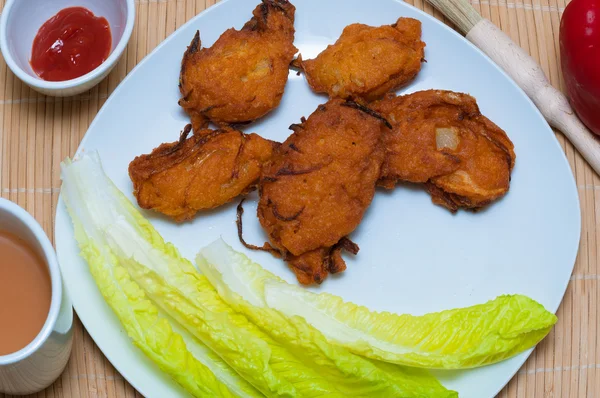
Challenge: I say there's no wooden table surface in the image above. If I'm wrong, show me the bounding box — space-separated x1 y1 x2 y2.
0 0 595 397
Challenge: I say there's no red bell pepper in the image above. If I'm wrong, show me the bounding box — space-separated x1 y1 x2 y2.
560 0 600 136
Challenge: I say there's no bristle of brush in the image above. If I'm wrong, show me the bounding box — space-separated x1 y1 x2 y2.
425 0 482 34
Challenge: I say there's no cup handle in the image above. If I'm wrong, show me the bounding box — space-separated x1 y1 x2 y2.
53 281 73 336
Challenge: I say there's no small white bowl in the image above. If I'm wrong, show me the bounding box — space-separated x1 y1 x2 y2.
0 0 135 97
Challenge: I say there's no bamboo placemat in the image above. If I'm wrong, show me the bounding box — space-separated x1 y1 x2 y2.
0 0 592 396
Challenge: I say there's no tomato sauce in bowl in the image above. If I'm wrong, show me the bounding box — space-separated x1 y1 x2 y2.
30 7 112 82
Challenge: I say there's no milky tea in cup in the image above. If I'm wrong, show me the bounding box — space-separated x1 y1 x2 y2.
0 230 52 355
0 198 73 395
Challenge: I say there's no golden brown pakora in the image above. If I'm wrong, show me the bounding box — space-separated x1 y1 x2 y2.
372 90 516 211
179 0 297 131
293 17 425 102
254 99 389 284
129 125 276 222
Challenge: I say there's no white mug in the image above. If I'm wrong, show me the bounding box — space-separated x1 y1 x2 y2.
0 198 73 395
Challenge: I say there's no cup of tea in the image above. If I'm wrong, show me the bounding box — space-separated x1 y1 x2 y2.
0 198 73 395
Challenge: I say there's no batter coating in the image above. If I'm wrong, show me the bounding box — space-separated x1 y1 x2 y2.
372 90 515 211
129 125 276 221
256 99 389 284
179 0 297 130
294 17 425 102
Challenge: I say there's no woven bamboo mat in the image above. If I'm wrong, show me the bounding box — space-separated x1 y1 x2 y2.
0 0 593 396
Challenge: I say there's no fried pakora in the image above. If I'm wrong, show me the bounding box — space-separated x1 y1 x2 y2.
293 17 425 102
129 125 277 222
254 99 389 284
179 0 297 131
372 90 515 211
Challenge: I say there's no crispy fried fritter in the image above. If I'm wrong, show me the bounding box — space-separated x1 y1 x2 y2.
179 0 297 131
129 125 276 222
256 99 388 284
294 17 425 102
372 90 515 211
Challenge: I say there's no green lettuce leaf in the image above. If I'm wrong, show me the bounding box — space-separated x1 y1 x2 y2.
122 258 339 397
62 153 342 397
198 238 557 369
197 241 457 397
61 155 258 397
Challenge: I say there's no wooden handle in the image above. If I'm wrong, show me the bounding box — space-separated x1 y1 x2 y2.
467 19 600 175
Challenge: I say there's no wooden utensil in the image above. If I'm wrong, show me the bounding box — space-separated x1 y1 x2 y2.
424 0 600 176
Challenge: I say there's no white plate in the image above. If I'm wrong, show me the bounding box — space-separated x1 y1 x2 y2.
55 0 581 397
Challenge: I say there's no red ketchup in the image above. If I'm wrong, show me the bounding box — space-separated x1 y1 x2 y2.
30 7 112 82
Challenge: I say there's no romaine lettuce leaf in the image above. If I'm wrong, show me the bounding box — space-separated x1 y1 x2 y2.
197 241 457 397
61 156 259 397
198 238 557 369
122 258 339 397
